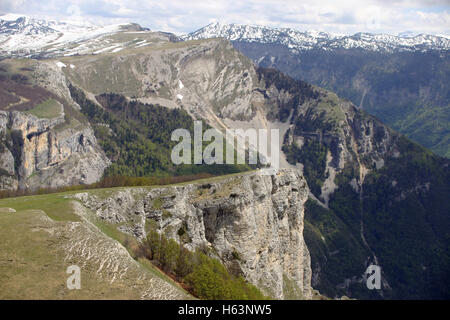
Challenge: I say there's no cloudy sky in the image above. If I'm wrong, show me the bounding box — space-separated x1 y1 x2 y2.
1 0 449 36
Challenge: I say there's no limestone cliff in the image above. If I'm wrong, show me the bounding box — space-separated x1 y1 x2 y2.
0 59 110 191
0 110 110 190
71 169 312 300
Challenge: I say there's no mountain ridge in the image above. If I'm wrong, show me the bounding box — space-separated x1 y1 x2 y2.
183 22 450 53
0 14 151 58
2 16 449 59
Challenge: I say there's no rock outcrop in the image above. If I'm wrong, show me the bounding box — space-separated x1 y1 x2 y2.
72 169 312 300
0 110 110 191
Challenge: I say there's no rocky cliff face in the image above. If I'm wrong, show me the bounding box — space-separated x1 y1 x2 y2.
71 169 312 300
253 67 450 299
0 58 111 192
0 110 110 190
63 39 259 126
254 67 398 202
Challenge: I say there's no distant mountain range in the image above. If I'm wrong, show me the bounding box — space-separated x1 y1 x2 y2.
183 22 450 53
0 14 151 58
2 16 449 58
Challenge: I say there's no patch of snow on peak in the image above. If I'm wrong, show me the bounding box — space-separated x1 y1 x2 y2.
397 31 419 38
0 15 143 58
0 13 29 21
56 61 66 68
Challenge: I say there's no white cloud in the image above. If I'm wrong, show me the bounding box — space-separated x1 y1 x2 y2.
1 0 449 35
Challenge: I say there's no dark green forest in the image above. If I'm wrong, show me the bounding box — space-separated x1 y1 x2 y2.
69 85 251 178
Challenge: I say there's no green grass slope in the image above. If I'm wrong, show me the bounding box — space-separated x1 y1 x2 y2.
0 193 191 300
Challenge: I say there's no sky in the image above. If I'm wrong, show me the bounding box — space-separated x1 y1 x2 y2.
0 0 449 36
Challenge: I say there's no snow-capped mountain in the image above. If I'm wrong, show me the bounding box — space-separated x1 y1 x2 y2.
183 22 450 53
0 14 58 35
0 14 152 58
2 15 448 58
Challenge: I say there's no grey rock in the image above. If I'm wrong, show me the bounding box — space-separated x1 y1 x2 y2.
0 148 15 176
72 169 313 300
0 110 110 191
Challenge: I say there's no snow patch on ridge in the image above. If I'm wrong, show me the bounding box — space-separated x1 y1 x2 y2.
56 61 66 68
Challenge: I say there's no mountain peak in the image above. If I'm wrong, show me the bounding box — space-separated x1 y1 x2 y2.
0 14 151 58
